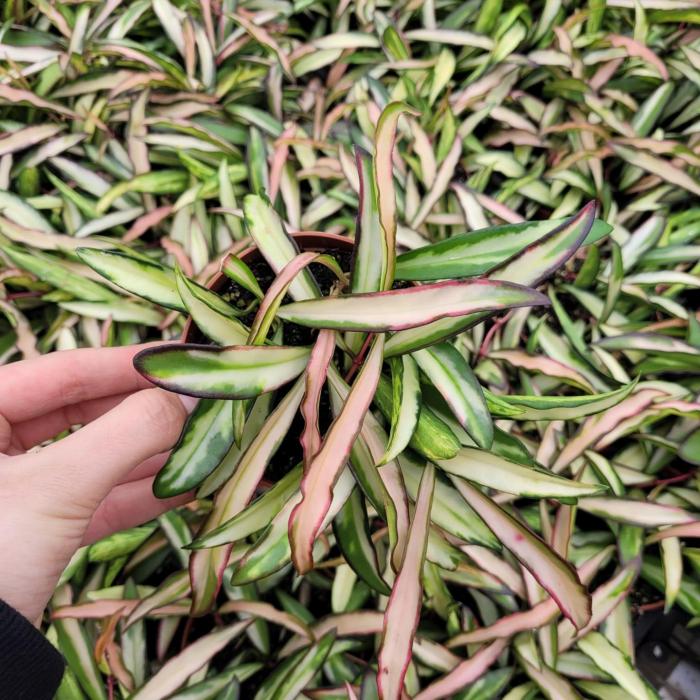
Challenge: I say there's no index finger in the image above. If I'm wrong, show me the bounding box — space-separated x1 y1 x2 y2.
0 344 157 423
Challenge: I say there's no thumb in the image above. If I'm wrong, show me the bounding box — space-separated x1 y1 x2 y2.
37 388 196 508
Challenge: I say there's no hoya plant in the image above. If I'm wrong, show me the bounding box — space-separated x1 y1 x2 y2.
64 101 684 699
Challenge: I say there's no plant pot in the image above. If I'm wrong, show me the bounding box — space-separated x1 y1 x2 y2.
182 231 355 343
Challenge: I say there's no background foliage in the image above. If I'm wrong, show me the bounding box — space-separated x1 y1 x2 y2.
1 0 700 698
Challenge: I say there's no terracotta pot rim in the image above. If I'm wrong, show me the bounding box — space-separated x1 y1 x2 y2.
182 232 355 342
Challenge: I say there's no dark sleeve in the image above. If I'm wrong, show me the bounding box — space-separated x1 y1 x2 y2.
0 599 65 699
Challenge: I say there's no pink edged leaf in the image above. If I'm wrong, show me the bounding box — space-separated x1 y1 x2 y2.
576 497 698 527
125 571 191 628
52 600 188 620
352 146 385 294
378 462 436 700
413 638 508 700
130 621 250 700
490 349 595 392
608 34 668 80
386 201 599 357
551 388 663 472
557 558 641 652
447 546 614 646
374 101 420 289
277 279 550 331
345 681 360 700
489 200 597 287
279 610 384 658
326 366 411 571
451 477 592 630
53 600 138 619
289 335 385 573
248 251 345 344
300 329 336 466
218 599 312 639
124 205 174 241
647 521 700 543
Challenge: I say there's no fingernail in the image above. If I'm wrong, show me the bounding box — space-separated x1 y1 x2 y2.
178 395 199 413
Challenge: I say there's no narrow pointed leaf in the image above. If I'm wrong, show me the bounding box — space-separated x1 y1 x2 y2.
374 376 461 461
378 463 435 700
278 279 549 331
452 478 591 629
558 560 640 651
386 204 596 356
218 600 312 640
223 255 264 299
191 465 302 549
414 344 493 449
4 246 117 302
52 586 108 700
243 194 320 301
647 521 700 543
233 468 355 584
271 631 336 700
380 355 421 464
400 455 498 548
396 202 604 281
290 335 385 573
352 147 384 294
134 344 310 399
374 102 419 290
551 389 663 472
248 252 343 344
485 382 637 421
333 487 391 595
189 378 304 613
154 398 235 497
175 268 249 346
125 571 190 628
439 448 605 499
448 548 613 646
130 622 249 700
576 497 697 527
77 248 184 311
414 639 508 700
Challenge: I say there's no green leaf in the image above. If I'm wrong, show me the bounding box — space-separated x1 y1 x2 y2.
351 147 384 294
52 586 108 700
77 248 184 311
333 487 391 595
154 398 235 497
374 375 461 461
380 355 422 464
134 344 311 399
438 448 605 500
484 381 637 421
190 465 302 549
175 267 249 346
96 170 189 213
577 632 659 700
395 203 605 281
242 194 320 301
4 246 117 301
413 343 493 449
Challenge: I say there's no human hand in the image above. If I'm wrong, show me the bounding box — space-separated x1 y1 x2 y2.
0 345 195 624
